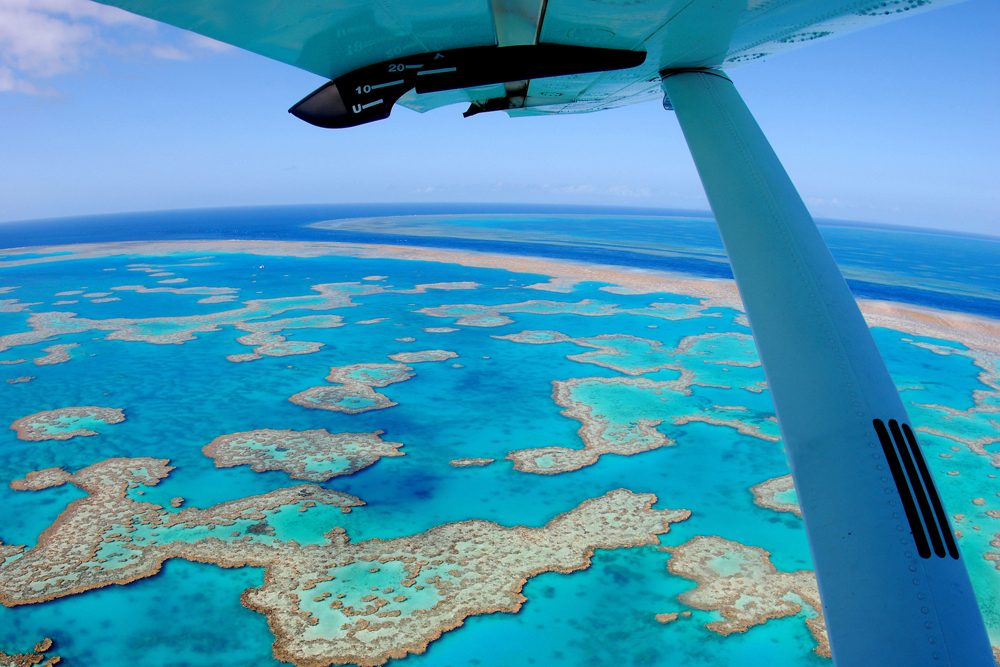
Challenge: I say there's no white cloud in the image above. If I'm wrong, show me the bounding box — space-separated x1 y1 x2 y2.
187 32 231 54
607 184 653 199
148 45 190 61
0 0 228 94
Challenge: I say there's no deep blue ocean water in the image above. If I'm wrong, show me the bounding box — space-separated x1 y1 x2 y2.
0 206 996 665
2 204 997 317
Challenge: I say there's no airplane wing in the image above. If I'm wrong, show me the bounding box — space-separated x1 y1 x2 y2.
94 0 960 123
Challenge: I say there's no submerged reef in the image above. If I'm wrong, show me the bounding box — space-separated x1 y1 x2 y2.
866 303 1000 468
203 429 404 482
418 298 709 328
289 363 416 414
665 536 829 657
243 489 689 666
665 332 765 394
508 377 680 474
507 373 779 475
0 637 59 667
988 534 1000 571
229 315 345 362
0 281 443 356
10 407 125 442
654 610 692 624
0 458 362 606
498 325 778 474
393 281 480 294
0 457 688 667
494 330 679 376
0 240 742 309
387 350 458 364
289 354 457 415
496 329 765 392
0 270 482 363
33 344 77 366
449 458 495 468
0 298 39 313
110 284 238 302
751 475 801 517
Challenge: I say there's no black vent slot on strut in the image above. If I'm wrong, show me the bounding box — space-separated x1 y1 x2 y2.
873 418 959 559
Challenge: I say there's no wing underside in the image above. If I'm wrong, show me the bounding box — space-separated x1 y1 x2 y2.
95 0 956 120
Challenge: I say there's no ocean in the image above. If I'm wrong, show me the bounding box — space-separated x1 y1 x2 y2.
0 205 996 666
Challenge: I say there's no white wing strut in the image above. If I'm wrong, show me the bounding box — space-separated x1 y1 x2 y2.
661 69 992 666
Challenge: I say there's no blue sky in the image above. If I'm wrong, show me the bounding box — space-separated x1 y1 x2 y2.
0 0 997 234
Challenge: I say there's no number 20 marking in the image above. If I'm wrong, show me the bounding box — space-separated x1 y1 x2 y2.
388 63 405 72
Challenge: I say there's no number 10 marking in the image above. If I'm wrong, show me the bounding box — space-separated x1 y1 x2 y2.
355 80 404 95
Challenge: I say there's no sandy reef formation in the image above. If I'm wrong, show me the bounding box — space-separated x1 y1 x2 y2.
244 489 689 666
862 301 1000 467
498 329 763 386
893 337 1000 468
448 458 495 468
750 475 801 517
110 283 239 303
0 457 688 667
507 371 779 475
0 637 59 667
418 298 709 328
0 269 485 375
0 298 39 313
229 314 344 362
0 283 377 352
0 458 362 607
203 428 404 481
289 351 458 415
985 529 999 564
0 279 474 361
494 330 680 376
508 377 680 474
494 324 778 475
392 281 480 294
665 536 829 657
2 239 998 354
33 344 77 366
10 407 125 442
387 350 458 364
289 363 416 414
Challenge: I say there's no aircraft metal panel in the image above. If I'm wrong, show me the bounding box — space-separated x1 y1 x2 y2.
94 0 965 117
397 84 510 113
96 0 498 79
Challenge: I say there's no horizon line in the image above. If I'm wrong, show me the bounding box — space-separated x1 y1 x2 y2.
1 201 997 242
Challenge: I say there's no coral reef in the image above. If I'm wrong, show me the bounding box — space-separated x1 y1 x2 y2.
204 429 404 481
0 458 688 667
665 536 829 657
11 407 125 442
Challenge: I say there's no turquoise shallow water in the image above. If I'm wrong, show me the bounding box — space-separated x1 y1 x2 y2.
0 212 997 665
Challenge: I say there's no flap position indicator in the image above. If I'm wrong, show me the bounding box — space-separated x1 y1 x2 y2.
289 44 646 129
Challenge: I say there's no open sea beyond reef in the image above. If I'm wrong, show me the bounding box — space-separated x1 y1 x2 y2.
0 205 997 666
